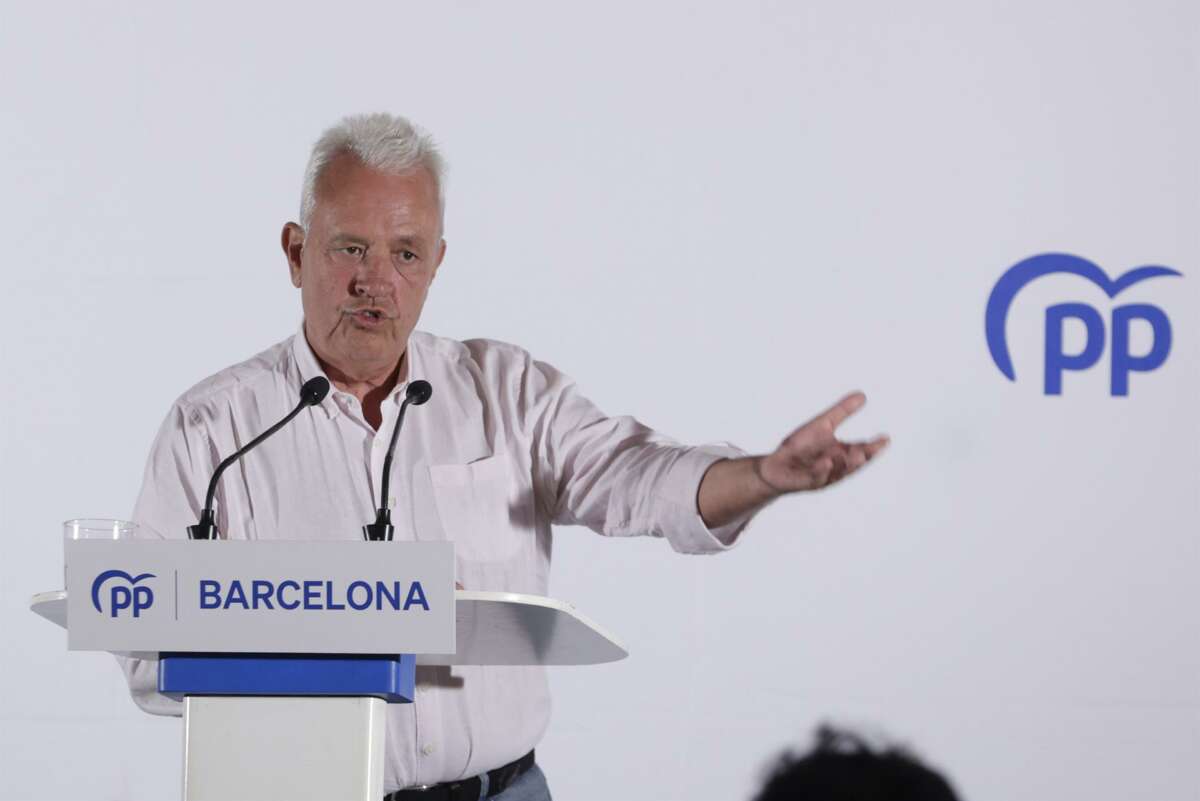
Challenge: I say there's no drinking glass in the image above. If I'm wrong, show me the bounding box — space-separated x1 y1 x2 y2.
63 518 137 585
63 518 136 541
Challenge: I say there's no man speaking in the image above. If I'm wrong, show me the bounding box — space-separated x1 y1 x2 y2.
121 113 889 800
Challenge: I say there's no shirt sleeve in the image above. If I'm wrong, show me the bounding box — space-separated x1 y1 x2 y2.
519 355 754 554
131 402 219 541
114 401 218 718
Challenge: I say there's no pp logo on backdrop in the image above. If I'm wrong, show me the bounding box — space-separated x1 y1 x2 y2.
91 570 156 618
985 253 1182 395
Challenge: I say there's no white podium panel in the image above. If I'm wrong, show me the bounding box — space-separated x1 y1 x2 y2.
65 540 455 654
183 696 385 801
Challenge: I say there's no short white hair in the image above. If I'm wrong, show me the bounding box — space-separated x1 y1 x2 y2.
299 112 445 229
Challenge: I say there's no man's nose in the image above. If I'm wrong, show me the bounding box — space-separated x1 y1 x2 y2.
352 251 393 298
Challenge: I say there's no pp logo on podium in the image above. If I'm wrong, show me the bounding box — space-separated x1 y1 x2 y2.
985 253 1182 396
91 570 157 618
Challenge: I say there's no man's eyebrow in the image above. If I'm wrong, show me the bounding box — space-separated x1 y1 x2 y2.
327 232 369 245
324 232 430 250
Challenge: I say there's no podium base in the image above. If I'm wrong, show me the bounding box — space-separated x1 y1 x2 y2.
183 696 385 801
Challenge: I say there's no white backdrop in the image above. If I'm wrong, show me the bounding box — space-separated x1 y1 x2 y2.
2 2 1197 799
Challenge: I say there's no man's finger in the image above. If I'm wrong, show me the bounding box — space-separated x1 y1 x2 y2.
810 455 834 485
864 434 892 460
815 391 866 432
860 435 890 459
827 437 888 483
840 437 889 469
825 447 849 483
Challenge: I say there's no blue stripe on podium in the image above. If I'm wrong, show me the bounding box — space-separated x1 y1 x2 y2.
157 653 416 703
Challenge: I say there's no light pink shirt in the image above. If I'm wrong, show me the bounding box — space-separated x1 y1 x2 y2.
120 326 747 791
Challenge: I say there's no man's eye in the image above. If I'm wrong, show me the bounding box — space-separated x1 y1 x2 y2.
399 250 417 263
331 246 364 260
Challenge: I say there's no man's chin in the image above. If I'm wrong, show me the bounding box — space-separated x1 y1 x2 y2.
342 318 403 340
339 330 405 362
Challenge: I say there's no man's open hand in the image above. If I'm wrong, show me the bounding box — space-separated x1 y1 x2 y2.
697 390 890 529
755 391 889 493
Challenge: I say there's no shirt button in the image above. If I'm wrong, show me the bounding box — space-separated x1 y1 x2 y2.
421 744 435 757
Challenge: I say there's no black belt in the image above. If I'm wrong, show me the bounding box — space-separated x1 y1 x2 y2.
384 750 536 801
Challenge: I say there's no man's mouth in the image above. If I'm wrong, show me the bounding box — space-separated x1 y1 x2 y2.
346 308 389 327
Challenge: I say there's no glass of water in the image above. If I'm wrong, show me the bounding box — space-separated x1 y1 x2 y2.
63 518 136 541
63 519 137 586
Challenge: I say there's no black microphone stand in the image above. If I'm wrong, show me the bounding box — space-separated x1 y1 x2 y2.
188 377 331 540
363 380 433 541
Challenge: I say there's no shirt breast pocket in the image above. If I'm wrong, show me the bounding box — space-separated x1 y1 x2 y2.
427 452 527 563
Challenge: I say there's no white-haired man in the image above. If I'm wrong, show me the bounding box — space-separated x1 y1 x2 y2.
122 113 889 800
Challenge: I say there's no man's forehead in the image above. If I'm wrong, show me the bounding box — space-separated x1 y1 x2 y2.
312 155 439 217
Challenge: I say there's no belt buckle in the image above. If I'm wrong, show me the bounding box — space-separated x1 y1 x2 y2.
404 780 470 800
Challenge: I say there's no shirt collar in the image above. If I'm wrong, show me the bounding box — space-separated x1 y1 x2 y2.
290 321 418 420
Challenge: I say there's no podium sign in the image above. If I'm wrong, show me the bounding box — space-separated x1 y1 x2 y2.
65 540 454 654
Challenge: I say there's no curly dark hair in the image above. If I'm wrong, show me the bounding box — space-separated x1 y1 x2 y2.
751 725 961 801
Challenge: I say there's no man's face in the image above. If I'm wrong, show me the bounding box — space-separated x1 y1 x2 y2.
282 154 446 382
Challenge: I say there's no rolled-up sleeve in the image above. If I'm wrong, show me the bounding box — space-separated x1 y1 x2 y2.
518 354 752 554
651 442 753 551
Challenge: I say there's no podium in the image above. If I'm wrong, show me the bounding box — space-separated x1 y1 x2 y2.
32 539 626 800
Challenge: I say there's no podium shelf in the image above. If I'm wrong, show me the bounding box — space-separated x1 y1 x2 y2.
30 589 627 666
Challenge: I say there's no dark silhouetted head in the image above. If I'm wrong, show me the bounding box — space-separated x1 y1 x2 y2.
752 725 960 801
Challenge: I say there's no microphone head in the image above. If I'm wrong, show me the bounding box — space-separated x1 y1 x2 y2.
406 380 433 406
300 376 331 406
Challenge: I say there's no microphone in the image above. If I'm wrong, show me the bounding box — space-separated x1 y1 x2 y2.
363 380 433 542
187 376 331 540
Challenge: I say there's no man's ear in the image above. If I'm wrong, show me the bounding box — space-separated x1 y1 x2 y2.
431 238 447 281
281 222 305 288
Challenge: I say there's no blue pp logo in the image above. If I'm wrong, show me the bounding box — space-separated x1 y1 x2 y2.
985 253 1182 395
91 570 156 618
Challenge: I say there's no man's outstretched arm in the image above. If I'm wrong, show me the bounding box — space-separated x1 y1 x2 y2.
698 391 890 528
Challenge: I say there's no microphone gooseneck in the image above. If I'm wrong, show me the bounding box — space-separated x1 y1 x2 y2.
187 376 330 540
363 380 433 542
